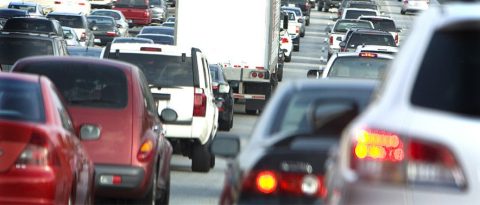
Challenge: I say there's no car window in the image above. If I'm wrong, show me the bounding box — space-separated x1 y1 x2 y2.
411 27 480 117
136 34 174 45
334 21 373 33
328 56 391 79
138 70 157 113
140 27 174 36
363 18 396 32
67 48 102 58
49 85 74 132
20 62 128 108
271 89 374 136
48 15 84 28
108 53 194 87
91 11 121 20
347 33 396 47
3 19 54 33
8 5 36 13
87 16 115 26
345 10 377 19
209 66 219 82
0 79 44 123
0 38 53 68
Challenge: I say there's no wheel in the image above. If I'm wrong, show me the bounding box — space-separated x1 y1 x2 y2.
219 118 231 131
285 53 292 62
401 10 406 15
294 43 300 51
245 109 257 115
210 154 215 168
191 142 211 172
323 3 330 12
277 67 284 82
300 31 305 37
306 19 310 26
229 113 234 129
158 171 170 205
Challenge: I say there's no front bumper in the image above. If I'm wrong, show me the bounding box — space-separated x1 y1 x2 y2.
94 164 150 198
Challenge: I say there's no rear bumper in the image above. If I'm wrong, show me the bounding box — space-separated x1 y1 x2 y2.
0 167 58 204
127 18 151 26
94 164 150 198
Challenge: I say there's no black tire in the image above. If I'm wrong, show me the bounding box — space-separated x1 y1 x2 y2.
300 31 305 37
210 154 215 168
191 142 211 172
158 171 170 205
245 109 257 115
306 19 310 26
285 54 291 62
294 43 300 51
323 3 330 12
277 67 284 82
401 10 406 15
317 3 323 11
219 118 231 131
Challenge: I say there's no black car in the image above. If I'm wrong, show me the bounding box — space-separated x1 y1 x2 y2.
0 8 29 26
211 79 377 205
209 64 234 131
136 33 174 45
0 31 68 71
2 17 63 36
87 15 121 45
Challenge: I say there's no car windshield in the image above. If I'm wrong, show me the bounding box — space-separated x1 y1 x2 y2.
140 27 174 35
8 5 36 13
48 15 84 28
271 88 374 136
0 38 53 68
347 33 396 47
348 3 377 10
108 53 194 87
3 19 54 33
91 11 121 20
345 10 377 19
115 0 148 8
283 8 301 16
136 34 174 45
0 79 44 123
328 56 391 79
20 63 128 108
334 21 373 32
364 19 396 32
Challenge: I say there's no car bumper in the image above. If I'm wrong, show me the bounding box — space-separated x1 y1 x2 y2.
94 164 150 198
291 35 300 46
127 18 151 26
402 4 429 11
239 195 324 205
0 167 58 204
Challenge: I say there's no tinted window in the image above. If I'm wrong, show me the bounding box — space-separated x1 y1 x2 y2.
364 18 396 32
20 63 128 108
0 79 44 123
67 47 102 58
136 34 174 45
329 56 390 79
87 16 115 26
348 3 377 10
8 5 36 12
3 19 54 33
0 38 53 66
0 9 28 19
209 65 219 81
108 53 194 87
49 85 74 131
115 0 148 8
334 21 373 33
271 88 374 136
345 10 377 19
411 27 480 117
140 27 174 36
347 33 396 47
283 8 301 16
91 11 121 20
48 15 84 28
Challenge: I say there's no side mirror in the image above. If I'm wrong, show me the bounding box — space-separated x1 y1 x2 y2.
218 84 230 93
298 18 304 23
396 28 402 33
94 39 101 44
339 41 346 48
308 99 359 134
91 26 98 31
380 11 385 15
64 33 74 39
150 4 155 8
336 36 342 41
307 69 324 78
211 134 241 158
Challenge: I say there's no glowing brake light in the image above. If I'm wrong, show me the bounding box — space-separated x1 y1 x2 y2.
354 129 404 161
359 52 378 58
140 47 162 52
281 37 289 43
106 31 117 37
256 171 277 194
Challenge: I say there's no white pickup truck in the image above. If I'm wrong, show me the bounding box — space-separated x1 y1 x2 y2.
327 19 373 59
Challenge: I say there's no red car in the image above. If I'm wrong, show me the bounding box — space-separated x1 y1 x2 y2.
13 56 173 204
113 0 153 26
0 72 95 204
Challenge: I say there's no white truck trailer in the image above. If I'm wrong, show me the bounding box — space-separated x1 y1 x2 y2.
175 0 285 114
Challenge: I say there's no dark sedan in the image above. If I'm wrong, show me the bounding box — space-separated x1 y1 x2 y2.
209 64 234 131
212 79 377 205
87 15 121 45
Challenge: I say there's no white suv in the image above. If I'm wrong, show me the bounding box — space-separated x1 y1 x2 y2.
103 43 219 172
326 3 480 204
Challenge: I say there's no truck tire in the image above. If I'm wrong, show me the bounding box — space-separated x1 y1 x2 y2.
191 142 211 172
294 43 300 51
401 10 406 15
277 66 284 82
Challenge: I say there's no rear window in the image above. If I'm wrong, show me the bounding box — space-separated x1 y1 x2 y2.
347 33 396 48
345 10 377 19
47 15 84 28
140 27 174 36
67 48 102 58
348 3 377 10
0 79 44 123
328 56 391 79
115 0 148 8
363 18 396 32
136 34 174 45
91 11 121 20
108 53 194 87
20 63 128 108
3 19 54 33
8 5 36 13
334 21 373 33
411 27 480 117
209 66 219 81
0 37 53 67
283 8 301 16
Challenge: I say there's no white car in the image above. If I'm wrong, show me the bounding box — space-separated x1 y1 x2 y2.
283 10 301 51
103 43 219 173
401 0 429 15
325 3 480 205
280 29 293 62
358 15 402 46
341 8 379 19
281 6 306 37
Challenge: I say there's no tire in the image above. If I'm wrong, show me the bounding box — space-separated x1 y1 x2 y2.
300 31 305 37
285 54 291 62
317 3 323 11
277 67 284 82
219 118 231 131
210 154 215 168
306 19 310 26
401 10 406 15
245 109 257 115
158 171 170 205
191 142 211 172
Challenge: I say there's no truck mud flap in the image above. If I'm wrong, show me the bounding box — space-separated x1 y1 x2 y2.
244 82 272 111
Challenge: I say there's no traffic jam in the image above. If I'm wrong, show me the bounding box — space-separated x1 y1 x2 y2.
0 0 477 204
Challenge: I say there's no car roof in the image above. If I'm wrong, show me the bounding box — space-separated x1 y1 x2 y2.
88 15 115 20
14 56 136 73
281 6 302 11
91 9 121 13
290 78 378 92
335 51 394 59
142 26 173 30
0 8 28 15
344 8 378 12
0 72 40 83
8 2 38 6
137 33 173 38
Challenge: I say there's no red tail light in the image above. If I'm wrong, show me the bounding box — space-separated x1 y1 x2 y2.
137 139 154 162
281 37 289 43
15 134 59 167
350 128 467 191
295 26 300 34
193 88 206 117
80 32 86 41
251 72 258 78
395 33 399 44
54 1 61 4
329 36 333 45
242 170 326 197
78 2 85 5
106 31 117 37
